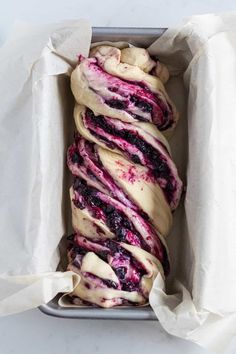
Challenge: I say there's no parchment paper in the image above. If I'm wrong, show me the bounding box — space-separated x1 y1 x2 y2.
1 13 236 353
0 19 91 313
149 13 236 353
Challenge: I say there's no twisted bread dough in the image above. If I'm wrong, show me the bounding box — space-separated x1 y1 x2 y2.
71 46 178 130
66 46 182 307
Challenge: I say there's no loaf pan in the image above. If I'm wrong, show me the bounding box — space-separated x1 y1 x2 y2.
39 26 165 320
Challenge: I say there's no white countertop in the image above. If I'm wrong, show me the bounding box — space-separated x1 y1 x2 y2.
1 1 236 353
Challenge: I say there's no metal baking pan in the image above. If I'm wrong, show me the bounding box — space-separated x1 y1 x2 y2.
39 26 165 320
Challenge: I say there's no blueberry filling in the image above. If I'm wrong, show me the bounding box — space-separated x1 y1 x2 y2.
73 177 96 198
116 228 128 242
106 209 129 233
87 169 100 181
105 96 153 117
73 177 145 250
108 86 118 93
130 95 153 113
97 250 109 261
82 58 174 129
104 205 115 214
105 99 128 110
68 137 171 270
131 154 141 164
85 110 175 204
86 110 168 168
68 138 150 215
71 151 83 164
72 177 169 275
74 199 85 210
84 272 118 289
122 281 138 292
103 279 118 289
68 235 146 293
104 240 129 255
115 267 127 280
74 246 87 255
